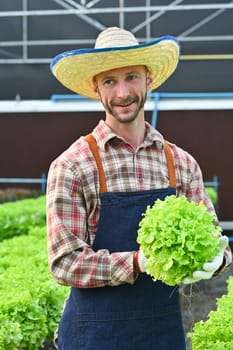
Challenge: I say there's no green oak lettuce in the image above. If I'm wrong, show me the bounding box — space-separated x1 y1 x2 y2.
188 276 233 349
137 195 221 286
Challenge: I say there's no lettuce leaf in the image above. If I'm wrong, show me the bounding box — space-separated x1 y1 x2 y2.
137 195 221 285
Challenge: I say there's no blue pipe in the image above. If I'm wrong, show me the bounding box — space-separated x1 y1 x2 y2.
151 92 160 128
148 92 233 99
204 175 219 193
51 92 233 102
0 173 47 194
50 93 233 129
41 172 47 194
147 91 233 130
50 94 87 101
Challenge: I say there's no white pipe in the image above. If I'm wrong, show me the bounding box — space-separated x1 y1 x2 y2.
22 0 28 60
1 5 233 17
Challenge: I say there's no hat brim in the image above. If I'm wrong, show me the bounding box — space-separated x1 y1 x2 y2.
51 36 180 100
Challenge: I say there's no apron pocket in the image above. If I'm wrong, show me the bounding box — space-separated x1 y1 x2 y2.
77 309 185 350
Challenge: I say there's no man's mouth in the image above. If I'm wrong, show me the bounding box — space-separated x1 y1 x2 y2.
118 102 133 107
112 98 137 108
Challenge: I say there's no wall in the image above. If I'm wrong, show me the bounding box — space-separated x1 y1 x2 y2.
0 109 232 220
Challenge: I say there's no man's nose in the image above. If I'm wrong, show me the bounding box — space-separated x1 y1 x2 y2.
116 81 130 99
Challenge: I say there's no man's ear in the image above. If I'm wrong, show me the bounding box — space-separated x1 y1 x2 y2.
92 79 100 97
146 75 153 89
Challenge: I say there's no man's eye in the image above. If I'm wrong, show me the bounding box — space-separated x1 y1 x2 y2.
128 74 137 81
104 79 114 85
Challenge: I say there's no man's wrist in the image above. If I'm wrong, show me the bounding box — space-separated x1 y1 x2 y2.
134 251 141 273
213 255 226 277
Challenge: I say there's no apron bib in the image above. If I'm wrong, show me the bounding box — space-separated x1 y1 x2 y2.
58 135 186 350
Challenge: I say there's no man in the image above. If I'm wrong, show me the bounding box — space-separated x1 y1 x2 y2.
47 27 232 349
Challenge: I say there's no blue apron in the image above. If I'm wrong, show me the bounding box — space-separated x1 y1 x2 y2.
57 135 186 350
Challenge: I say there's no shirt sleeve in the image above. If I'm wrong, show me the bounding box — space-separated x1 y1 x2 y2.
173 145 232 268
46 160 136 288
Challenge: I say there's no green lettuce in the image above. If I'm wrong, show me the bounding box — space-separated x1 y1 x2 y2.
137 195 221 286
188 276 233 349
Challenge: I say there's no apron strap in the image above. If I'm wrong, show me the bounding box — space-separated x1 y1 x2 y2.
164 140 176 188
85 134 107 193
85 134 176 192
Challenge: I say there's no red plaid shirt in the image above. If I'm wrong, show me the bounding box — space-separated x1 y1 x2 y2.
47 120 232 288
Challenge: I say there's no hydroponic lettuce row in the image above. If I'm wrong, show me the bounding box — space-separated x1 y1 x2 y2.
0 196 69 350
137 195 221 286
188 276 233 349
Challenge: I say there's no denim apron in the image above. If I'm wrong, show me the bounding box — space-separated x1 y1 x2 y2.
57 134 186 350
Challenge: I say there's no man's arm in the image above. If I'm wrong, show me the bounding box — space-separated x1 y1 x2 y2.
46 160 136 288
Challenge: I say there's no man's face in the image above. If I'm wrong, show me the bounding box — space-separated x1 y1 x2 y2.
94 65 151 124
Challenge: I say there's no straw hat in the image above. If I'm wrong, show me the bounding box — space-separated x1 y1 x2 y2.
51 27 180 100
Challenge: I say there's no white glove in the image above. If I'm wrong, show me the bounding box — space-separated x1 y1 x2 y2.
135 250 147 273
183 235 229 284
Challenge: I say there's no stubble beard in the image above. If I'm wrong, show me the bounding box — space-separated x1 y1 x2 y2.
105 92 147 124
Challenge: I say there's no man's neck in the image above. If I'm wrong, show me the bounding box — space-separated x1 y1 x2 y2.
105 117 146 149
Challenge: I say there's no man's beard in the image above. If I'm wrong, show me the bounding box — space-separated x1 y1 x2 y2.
104 92 147 124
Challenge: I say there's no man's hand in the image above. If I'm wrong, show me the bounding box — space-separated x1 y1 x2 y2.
183 235 229 284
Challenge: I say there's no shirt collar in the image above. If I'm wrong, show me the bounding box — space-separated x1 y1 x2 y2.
92 120 164 151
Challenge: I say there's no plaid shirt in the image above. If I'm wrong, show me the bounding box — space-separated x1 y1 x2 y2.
47 120 232 288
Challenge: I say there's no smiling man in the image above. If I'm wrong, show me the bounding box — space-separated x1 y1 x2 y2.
47 27 232 350
94 66 148 121
94 65 151 148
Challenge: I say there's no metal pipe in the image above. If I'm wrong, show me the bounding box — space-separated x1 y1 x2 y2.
119 0 125 28
0 58 51 63
179 36 233 41
52 0 106 30
22 0 28 60
151 92 160 128
0 39 95 47
180 54 233 60
148 92 233 99
1 5 233 17
50 92 233 103
132 0 184 34
179 1 233 37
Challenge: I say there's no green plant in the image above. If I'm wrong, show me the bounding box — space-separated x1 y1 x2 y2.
0 226 69 349
188 276 233 349
205 187 218 205
0 195 46 241
137 195 221 286
0 188 41 203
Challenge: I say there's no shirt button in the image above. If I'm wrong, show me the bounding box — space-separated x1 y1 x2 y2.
156 141 163 150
